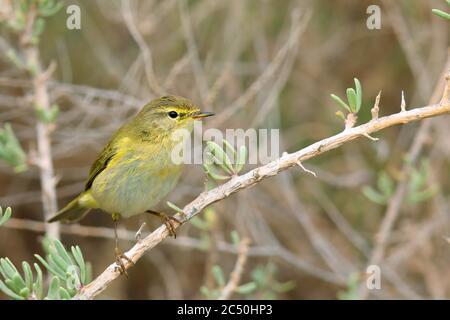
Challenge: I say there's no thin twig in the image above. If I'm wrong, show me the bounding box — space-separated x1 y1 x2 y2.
218 238 250 300
177 0 209 105
210 9 310 126
20 4 60 239
121 0 164 96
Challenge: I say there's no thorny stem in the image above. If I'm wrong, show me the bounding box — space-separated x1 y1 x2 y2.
74 73 450 300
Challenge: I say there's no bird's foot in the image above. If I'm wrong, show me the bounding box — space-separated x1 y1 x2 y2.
161 214 181 238
114 247 134 276
146 210 181 238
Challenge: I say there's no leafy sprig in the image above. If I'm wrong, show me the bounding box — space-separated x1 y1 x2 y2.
0 123 28 173
249 262 295 299
363 159 436 205
0 0 63 43
0 238 91 300
331 78 363 120
200 231 256 299
432 0 450 20
203 140 247 181
35 104 59 123
0 207 12 227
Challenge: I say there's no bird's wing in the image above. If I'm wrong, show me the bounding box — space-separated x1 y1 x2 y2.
84 141 117 191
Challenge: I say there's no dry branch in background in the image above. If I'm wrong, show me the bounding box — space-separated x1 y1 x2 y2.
73 73 450 300
218 237 251 300
20 4 60 239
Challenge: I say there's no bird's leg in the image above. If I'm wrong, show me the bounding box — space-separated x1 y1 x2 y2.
112 214 134 275
146 210 181 238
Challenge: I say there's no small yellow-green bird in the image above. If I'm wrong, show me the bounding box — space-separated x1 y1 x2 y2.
48 95 213 272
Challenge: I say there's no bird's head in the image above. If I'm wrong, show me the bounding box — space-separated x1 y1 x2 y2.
137 95 213 131
131 96 214 140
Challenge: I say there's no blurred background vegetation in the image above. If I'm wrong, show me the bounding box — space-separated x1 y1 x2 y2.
0 0 449 299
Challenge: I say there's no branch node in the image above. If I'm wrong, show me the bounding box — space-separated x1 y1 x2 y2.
344 113 357 130
440 70 450 106
362 133 379 141
296 160 317 177
371 91 381 120
135 222 147 242
400 90 406 112
37 61 56 83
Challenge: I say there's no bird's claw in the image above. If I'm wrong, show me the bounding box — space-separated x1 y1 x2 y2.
162 215 181 238
114 247 134 276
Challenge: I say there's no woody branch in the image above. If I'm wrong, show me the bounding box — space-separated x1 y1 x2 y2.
74 72 450 300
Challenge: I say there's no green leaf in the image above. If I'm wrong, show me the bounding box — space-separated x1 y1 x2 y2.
222 139 237 160
335 111 346 121
203 163 231 180
212 265 225 287
0 207 12 226
432 9 450 20
1 258 20 280
377 172 394 197
0 280 24 300
273 280 296 293
31 17 46 44
11 273 26 291
34 254 65 279
166 201 185 214
354 78 362 112
50 254 70 276
35 105 59 123
206 141 235 175
59 287 71 300
46 277 60 300
38 0 63 17
236 282 257 294
71 246 86 284
6 49 25 69
362 186 387 205
200 286 211 298
337 273 359 300
407 187 437 204
22 262 33 290
205 152 234 176
346 88 357 113
0 123 28 172
33 263 44 299
235 145 247 174
86 263 93 285
230 230 240 246
330 94 351 112
19 287 30 299
53 240 74 266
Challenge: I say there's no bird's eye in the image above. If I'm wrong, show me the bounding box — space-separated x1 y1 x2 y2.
168 111 178 119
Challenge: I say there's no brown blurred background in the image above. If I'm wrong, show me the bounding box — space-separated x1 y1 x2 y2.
0 0 450 299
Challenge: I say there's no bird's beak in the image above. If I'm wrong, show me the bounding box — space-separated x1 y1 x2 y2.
191 111 215 119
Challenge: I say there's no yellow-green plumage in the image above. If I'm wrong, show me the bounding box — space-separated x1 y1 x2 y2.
48 95 212 223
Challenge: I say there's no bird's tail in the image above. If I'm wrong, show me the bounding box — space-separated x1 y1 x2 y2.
48 192 93 223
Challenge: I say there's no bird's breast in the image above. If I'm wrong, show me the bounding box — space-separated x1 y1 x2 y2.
90 149 182 217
